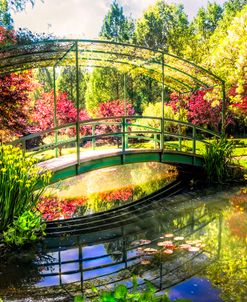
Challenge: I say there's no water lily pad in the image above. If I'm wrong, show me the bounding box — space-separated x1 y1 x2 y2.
188 246 200 252
141 260 151 265
179 244 191 250
174 236 184 241
163 249 173 254
143 248 157 255
164 233 174 238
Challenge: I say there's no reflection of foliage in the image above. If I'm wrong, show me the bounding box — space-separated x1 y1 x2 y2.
227 211 247 239
41 164 177 220
230 188 247 212
203 201 247 302
86 186 133 213
38 196 87 221
0 247 41 290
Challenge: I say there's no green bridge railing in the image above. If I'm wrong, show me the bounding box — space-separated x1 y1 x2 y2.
11 116 221 163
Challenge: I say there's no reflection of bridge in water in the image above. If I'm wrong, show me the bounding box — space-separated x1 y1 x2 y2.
33 195 222 300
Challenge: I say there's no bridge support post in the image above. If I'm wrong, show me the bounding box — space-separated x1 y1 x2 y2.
221 81 226 136
75 41 80 174
53 66 58 158
160 54 165 151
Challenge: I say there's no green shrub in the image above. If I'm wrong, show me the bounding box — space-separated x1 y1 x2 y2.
136 102 187 136
204 138 234 183
0 144 51 233
3 210 46 246
74 277 191 301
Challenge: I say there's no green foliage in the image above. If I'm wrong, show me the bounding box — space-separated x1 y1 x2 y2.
74 278 191 301
191 2 223 41
0 0 36 29
136 102 187 135
3 210 46 246
85 68 123 112
57 67 88 108
100 0 134 42
0 145 51 232
204 139 235 183
133 0 189 54
206 6 247 91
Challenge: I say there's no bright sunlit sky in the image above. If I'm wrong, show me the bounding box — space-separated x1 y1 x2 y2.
13 0 227 39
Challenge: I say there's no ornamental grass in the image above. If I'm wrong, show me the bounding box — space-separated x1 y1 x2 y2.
0 144 51 232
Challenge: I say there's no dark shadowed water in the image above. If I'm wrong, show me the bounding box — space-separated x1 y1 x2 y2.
0 163 246 302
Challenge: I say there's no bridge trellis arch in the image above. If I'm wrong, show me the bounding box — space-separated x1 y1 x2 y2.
0 39 224 178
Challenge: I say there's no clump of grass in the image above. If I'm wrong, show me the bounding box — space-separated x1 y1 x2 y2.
204 138 235 183
0 144 51 233
204 138 234 183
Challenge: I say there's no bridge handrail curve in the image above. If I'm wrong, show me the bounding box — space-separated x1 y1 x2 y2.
10 116 221 160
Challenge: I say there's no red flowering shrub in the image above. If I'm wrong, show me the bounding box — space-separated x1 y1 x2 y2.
0 71 35 140
229 85 247 114
95 99 135 118
187 90 223 131
168 90 223 131
92 100 135 145
0 26 15 46
31 91 91 136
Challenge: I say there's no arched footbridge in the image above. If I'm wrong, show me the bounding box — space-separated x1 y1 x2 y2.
12 116 220 183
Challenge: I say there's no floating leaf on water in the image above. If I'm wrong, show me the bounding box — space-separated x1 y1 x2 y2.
179 244 191 250
174 236 184 241
188 246 200 252
143 248 157 255
130 240 141 246
194 240 202 244
141 260 151 265
163 249 173 254
112 251 122 256
140 239 152 245
157 241 173 247
186 240 194 245
164 233 174 238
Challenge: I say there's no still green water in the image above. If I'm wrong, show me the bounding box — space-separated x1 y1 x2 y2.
39 163 178 220
0 163 246 302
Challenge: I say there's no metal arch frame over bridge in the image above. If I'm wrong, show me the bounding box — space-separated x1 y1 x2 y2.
0 39 223 181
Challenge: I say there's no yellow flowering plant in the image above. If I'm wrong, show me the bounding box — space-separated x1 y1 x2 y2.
0 145 51 236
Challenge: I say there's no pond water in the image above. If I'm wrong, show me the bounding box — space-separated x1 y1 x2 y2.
38 163 178 220
0 164 246 302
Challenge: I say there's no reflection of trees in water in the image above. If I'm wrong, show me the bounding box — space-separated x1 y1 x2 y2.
0 248 50 290
203 204 247 302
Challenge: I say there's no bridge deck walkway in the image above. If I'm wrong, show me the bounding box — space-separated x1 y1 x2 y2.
37 148 162 172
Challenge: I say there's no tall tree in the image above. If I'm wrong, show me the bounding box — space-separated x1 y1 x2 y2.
100 0 134 42
0 71 35 140
133 1 189 54
0 0 37 29
57 67 88 109
85 68 123 113
191 2 223 42
185 2 223 62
